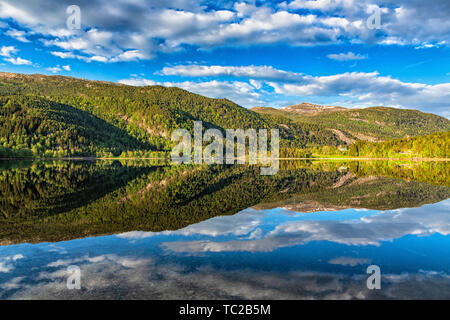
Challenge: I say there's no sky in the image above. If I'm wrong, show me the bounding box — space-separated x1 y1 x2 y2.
0 0 449 117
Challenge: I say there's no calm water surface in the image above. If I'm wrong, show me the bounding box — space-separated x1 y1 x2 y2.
0 160 449 299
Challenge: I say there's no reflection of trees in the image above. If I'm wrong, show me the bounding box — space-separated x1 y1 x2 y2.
0 161 155 221
280 160 449 187
0 160 448 244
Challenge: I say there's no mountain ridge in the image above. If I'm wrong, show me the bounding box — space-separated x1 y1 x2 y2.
0 72 344 157
252 103 450 142
0 72 449 158
280 102 346 115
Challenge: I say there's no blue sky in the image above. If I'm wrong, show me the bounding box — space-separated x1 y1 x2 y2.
0 0 449 116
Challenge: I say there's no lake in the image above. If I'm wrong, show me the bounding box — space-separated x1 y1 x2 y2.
0 160 449 299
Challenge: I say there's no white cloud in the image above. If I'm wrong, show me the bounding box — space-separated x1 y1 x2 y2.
285 0 340 10
0 45 32 65
110 50 146 62
161 65 304 82
0 1 39 25
4 28 30 42
50 48 146 64
88 55 109 63
0 45 17 57
118 78 158 86
1 0 449 64
47 64 71 73
4 56 32 65
327 51 367 61
50 51 77 59
249 79 262 89
46 66 62 73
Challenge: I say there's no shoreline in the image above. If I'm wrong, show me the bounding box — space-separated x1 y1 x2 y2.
0 157 448 161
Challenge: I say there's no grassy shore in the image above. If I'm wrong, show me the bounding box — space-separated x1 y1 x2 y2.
0 156 448 161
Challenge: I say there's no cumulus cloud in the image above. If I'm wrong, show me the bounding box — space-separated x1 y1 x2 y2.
4 56 32 65
161 65 305 82
284 0 338 10
1 0 449 63
45 64 72 73
46 66 62 73
327 51 367 61
4 28 30 42
0 45 32 65
50 51 102 63
0 45 17 57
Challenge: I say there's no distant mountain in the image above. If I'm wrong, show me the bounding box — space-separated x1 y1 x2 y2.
252 103 450 142
251 102 345 117
280 102 346 115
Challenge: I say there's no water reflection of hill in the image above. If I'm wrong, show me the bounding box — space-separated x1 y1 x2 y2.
254 173 449 212
0 160 448 244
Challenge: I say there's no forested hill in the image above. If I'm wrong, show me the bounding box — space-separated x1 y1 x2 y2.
0 72 449 158
252 104 450 142
348 131 450 158
0 72 343 157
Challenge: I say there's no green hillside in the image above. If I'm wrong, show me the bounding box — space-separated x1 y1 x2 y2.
0 72 449 159
348 131 450 158
253 105 450 142
0 72 344 157
0 95 152 158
